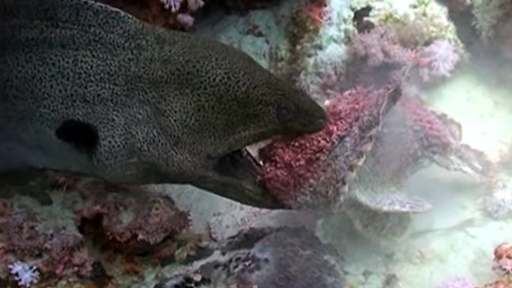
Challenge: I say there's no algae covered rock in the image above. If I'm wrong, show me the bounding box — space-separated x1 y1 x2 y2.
156 227 346 288
0 171 201 287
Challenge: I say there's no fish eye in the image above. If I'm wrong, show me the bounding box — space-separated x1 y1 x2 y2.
276 104 293 124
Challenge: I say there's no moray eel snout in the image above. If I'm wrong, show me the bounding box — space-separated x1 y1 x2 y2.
278 97 327 136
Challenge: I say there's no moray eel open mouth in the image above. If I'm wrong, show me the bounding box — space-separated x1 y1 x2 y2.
211 140 280 208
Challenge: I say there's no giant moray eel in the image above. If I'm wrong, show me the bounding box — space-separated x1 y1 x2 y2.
0 0 327 208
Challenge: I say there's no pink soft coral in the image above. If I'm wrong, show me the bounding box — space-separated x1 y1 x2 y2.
418 39 460 82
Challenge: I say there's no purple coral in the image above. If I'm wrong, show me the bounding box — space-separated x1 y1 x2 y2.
8 261 40 287
418 39 460 82
76 187 190 248
159 0 204 12
176 13 195 28
0 174 192 285
349 27 413 67
156 0 204 30
436 277 475 288
345 27 415 89
159 0 181 12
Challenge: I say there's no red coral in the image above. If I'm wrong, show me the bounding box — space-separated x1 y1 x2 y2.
259 84 399 209
0 197 92 283
76 187 190 253
7 209 48 259
0 176 192 286
302 0 327 29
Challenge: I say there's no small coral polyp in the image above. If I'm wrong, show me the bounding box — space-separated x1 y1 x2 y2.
8 261 40 288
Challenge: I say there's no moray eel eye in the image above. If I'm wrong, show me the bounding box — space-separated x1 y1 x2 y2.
276 104 294 124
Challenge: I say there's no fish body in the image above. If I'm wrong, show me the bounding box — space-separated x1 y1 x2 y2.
0 0 327 208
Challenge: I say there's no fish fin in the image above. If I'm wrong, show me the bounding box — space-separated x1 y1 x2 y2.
352 190 433 213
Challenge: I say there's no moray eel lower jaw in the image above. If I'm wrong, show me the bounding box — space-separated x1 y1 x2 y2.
198 117 326 210
194 147 284 209
194 112 326 209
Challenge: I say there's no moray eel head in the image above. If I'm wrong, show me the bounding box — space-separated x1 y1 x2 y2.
0 0 327 209
177 45 327 209
199 77 327 209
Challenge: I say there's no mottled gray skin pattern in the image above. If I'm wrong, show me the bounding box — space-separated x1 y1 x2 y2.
161 227 346 288
0 0 327 208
